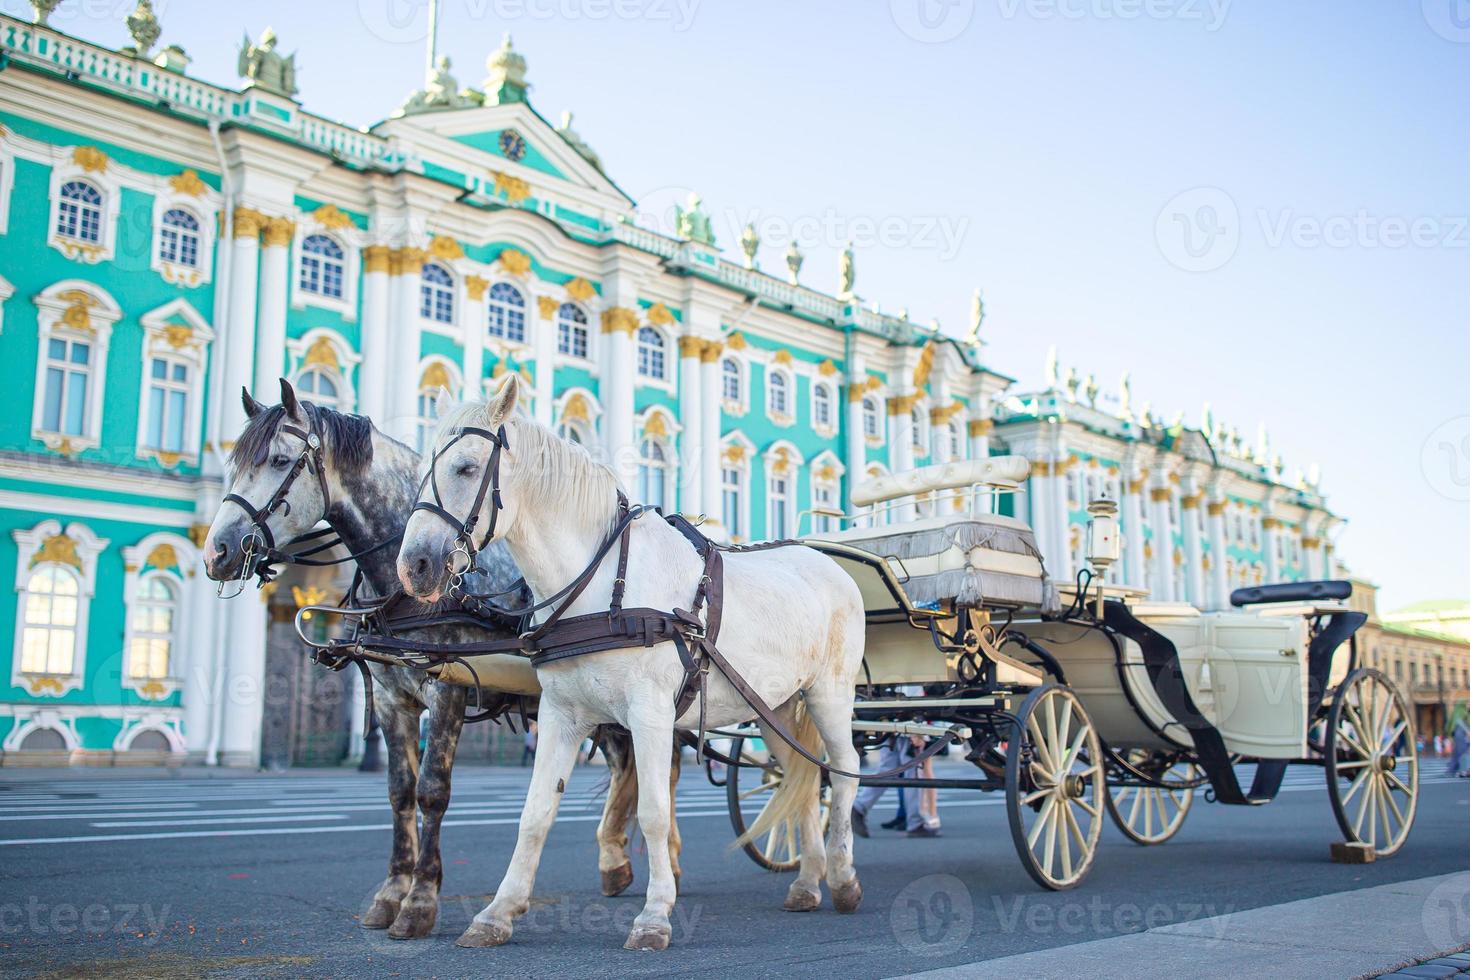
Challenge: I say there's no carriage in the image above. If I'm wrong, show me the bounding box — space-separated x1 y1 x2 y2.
717 456 1418 890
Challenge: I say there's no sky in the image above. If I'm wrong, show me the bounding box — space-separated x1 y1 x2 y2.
9 0 1467 611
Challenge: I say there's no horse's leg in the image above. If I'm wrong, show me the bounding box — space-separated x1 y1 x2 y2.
667 739 683 891
624 703 678 951
763 702 827 913
596 727 638 897
389 681 466 939
802 683 864 913
362 693 422 929
457 702 590 948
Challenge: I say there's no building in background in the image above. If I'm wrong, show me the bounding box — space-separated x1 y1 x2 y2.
0 7 1349 766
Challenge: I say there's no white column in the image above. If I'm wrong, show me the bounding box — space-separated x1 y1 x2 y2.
252 218 292 396
1264 517 1283 582
1303 530 1324 581
532 293 556 424
969 418 993 514
219 594 268 768
1121 473 1147 588
699 342 724 528
220 210 261 439
462 276 487 401
1149 484 1175 601
359 245 391 417
1181 491 1205 607
181 557 220 761
678 335 703 515
1051 457 1072 581
888 395 916 522
386 247 423 441
1207 493 1230 609
1027 464 1053 568
601 310 637 482
845 380 868 514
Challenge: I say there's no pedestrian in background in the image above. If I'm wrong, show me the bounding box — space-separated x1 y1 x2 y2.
521 720 537 767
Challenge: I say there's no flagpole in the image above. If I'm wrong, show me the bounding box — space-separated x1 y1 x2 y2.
425 0 440 79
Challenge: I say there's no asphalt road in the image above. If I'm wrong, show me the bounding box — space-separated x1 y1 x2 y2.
1 759 1467 978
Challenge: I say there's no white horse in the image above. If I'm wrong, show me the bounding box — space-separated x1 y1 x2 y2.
397 375 867 951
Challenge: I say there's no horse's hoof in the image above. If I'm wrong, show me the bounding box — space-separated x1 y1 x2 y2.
601 862 634 897
361 900 399 930
456 921 512 948
388 904 438 940
783 887 821 912
832 879 863 914
624 925 671 951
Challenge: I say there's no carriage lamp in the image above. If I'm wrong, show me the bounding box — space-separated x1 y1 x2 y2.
1085 498 1120 615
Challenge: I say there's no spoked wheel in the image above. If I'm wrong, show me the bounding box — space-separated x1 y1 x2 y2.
1006 684 1105 890
1326 668 1418 857
1104 750 1200 845
725 733 831 872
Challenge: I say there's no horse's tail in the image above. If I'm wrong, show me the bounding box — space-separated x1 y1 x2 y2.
734 700 822 849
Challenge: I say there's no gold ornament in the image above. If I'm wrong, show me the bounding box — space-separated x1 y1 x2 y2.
429 235 465 261
312 203 355 230
302 336 341 370
261 216 295 248
168 169 207 196
497 248 531 276
144 543 179 571
420 361 452 391
565 277 595 302
32 533 83 570
72 145 108 173
491 171 532 205
363 244 392 274
561 393 590 422
600 307 638 335
646 302 675 326
232 206 267 239
464 275 490 301
537 295 560 320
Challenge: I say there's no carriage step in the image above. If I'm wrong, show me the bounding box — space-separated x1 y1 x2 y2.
852 720 973 741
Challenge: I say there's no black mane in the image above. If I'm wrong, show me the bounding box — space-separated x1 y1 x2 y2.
228 402 377 474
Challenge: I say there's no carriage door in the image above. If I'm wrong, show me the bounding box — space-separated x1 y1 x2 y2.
1202 613 1308 759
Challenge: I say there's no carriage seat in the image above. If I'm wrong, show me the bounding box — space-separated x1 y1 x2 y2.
818 511 1054 611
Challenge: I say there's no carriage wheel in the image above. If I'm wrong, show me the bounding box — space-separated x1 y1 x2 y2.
1326 668 1418 857
725 734 831 872
1006 684 1105 890
1104 751 1198 845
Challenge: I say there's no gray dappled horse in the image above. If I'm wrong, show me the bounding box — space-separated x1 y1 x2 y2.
202 381 679 940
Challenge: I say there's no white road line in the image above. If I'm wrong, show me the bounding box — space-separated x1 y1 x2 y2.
89 814 350 828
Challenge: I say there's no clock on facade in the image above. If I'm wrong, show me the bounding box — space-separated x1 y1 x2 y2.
499 128 527 162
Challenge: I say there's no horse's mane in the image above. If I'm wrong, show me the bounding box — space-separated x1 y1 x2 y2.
433 401 622 520
228 402 380 475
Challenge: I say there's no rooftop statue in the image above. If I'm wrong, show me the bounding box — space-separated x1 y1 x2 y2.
239 27 297 98
838 241 856 296
400 55 477 113
964 288 985 345
126 0 161 58
556 112 604 172
739 223 760 270
675 193 716 246
785 241 804 285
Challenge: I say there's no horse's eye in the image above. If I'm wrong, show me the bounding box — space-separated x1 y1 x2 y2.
455 461 479 477
270 454 291 469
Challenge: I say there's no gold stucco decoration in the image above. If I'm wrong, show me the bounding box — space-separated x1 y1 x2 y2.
968 419 994 437
56 290 99 334
312 203 354 230
722 443 746 464
817 359 837 377
390 246 426 276
491 170 532 204
31 533 83 570
261 216 296 248
464 275 490 301
420 361 452 391
770 447 792 475
169 169 207 196
28 676 65 696
232 206 267 239
363 244 392 274
600 307 638 335
429 235 465 261
643 412 670 438
772 349 794 366
144 543 179 571
699 339 724 363
73 145 108 173
561 393 590 423
646 302 674 326
724 332 748 351
537 295 560 320
912 340 938 388
302 336 341 371
497 248 531 276
565 277 595 302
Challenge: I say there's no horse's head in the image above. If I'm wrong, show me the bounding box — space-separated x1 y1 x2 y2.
203 379 359 584
398 374 525 600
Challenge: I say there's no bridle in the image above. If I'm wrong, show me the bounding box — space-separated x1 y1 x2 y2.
218 412 333 596
410 424 509 596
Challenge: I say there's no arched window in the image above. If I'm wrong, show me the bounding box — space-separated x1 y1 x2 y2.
721 463 743 538
158 208 201 267
813 383 833 431
143 354 190 454
946 421 963 461
637 327 666 380
557 419 591 446
862 397 881 440
487 282 526 342
127 575 177 681
420 263 455 323
637 438 669 510
294 367 342 410
299 235 345 298
557 303 589 359
768 370 790 417
911 406 928 455
721 357 742 406
20 564 79 676
40 334 93 437
57 180 103 242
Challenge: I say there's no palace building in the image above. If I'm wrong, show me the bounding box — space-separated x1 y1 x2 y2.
0 7 1380 766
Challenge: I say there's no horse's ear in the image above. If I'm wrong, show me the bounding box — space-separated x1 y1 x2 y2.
486 373 520 427
433 385 455 419
279 377 303 421
241 387 264 419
